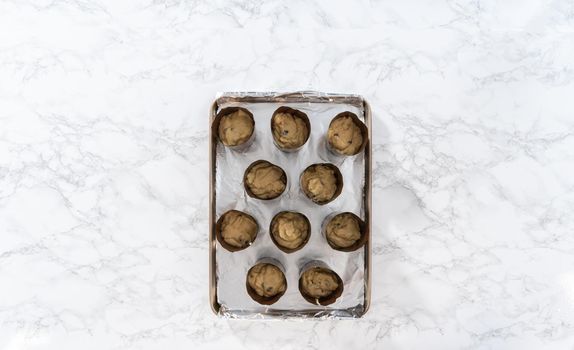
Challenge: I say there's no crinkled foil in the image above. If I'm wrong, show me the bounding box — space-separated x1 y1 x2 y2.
211 91 369 319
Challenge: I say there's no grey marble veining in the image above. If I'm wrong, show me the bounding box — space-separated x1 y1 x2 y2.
1 0 574 349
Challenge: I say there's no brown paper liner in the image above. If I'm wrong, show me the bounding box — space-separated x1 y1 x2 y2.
213 107 255 150
322 212 368 252
270 106 311 152
269 211 311 253
246 258 287 305
299 163 343 205
243 160 287 200
326 111 368 156
215 210 259 252
298 261 344 306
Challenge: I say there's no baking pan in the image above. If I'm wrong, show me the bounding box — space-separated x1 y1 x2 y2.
209 91 372 319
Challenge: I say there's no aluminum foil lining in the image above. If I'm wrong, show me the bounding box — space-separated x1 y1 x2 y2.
214 91 367 319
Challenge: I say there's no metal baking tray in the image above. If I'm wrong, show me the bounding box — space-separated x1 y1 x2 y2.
209 91 372 319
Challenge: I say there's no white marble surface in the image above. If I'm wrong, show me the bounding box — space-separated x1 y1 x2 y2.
1 0 574 349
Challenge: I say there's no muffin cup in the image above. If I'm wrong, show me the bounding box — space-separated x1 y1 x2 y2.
213 107 255 151
244 160 287 200
246 258 287 305
299 163 343 205
326 111 368 156
269 211 311 253
215 210 259 252
298 261 344 306
270 106 311 152
322 212 368 252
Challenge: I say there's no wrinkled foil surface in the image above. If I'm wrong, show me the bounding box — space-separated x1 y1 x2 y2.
213 91 368 319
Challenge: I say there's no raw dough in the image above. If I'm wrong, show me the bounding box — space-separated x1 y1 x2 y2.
300 164 338 203
326 213 361 248
248 263 286 298
327 115 363 155
220 210 257 248
300 267 339 298
245 161 286 199
272 112 309 149
271 212 309 250
218 109 254 146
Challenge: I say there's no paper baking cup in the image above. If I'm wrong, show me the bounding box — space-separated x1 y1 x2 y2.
326 111 368 156
243 160 287 200
269 211 311 253
213 106 256 150
270 106 311 152
298 260 344 306
215 210 259 252
322 212 367 252
246 258 287 305
299 163 343 205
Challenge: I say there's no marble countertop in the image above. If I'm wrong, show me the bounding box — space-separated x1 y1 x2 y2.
1 1 574 349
